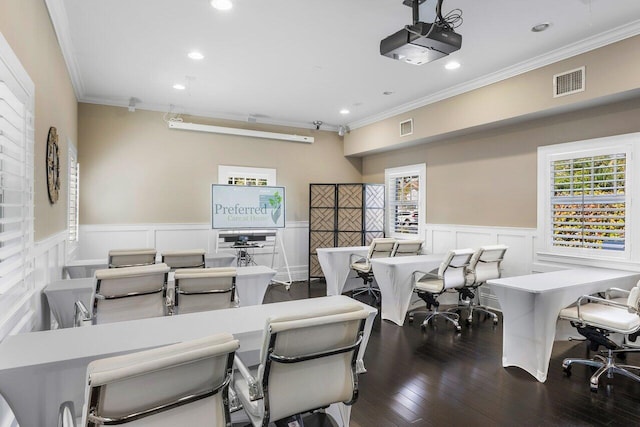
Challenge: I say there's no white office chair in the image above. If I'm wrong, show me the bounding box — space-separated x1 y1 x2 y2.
171 267 237 315
409 248 475 332
75 263 170 326
161 249 206 270
453 244 507 325
108 248 157 268
560 282 640 392
232 303 369 427
76 333 239 427
390 239 424 257
349 237 396 303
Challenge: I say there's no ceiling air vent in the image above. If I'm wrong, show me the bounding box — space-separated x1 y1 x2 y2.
553 66 585 98
400 118 413 137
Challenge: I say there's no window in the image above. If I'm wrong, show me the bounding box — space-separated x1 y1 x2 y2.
0 39 35 320
385 164 425 238
68 145 79 242
218 165 276 186
538 134 639 260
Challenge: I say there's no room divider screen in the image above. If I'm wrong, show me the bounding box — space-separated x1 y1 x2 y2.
308 183 385 280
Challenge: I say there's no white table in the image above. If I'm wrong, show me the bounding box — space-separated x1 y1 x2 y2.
62 253 237 279
488 268 640 383
317 246 369 295
44 266 277 328
0 295 377 427
370 254 444 325
62 258 107 279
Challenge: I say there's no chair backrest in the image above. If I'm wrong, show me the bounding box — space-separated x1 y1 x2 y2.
437 248 475 290
466 244 508 285
174 267 237 314
367 238 396 260
627 283 640 309
93 263 170 324
391 239 423 257
83 333 239 427
161 249 206 270
257 303 368 424
108 248 157 268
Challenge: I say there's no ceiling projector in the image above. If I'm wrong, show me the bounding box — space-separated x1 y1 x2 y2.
380 22 461 65
380 0 462 65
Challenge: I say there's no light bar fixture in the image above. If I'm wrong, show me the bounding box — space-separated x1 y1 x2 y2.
168 121 314 143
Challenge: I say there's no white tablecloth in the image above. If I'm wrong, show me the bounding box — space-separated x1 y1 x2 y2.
317 246 369 295
0 295 377 427
43 278 95 328
488 268 640 382
45 266 277 328
370 254 444 325
63 258 107 279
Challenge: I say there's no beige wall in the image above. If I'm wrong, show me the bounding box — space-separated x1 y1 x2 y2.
363 97 640 228
78 103 362 224
346 35 640 157
0 0 78 240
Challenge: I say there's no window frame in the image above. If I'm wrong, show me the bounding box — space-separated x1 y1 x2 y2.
537 133 640 262
384 163 426 239
68 142 79 243
218 165 276 186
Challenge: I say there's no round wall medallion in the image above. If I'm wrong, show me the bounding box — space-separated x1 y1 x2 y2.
46 126 60 204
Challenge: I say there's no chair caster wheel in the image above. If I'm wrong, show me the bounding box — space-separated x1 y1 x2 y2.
590 384 598 393
455 325 462 332
492 318 498 325
408 317 414 323
562 365 571 377
465 319 472 326
420 324 426 330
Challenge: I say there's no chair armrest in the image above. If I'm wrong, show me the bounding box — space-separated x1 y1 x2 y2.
166 287 175 315
576 294 639 320
233 357 263 401
74 300 91 327
349 253 366 265
605 287 631 299
412 270 438 283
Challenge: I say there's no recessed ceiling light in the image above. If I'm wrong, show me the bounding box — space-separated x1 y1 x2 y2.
210 0 233 11
173 84 186 90
188 51 204 60
445 61 461 70
531 22 551 32
340 109 350 115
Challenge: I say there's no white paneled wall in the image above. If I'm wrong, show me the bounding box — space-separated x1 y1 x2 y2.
424 224 537 309
79 222 310 282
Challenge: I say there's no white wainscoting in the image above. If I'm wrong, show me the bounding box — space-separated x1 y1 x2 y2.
0 230 68 427
424 224 537 310
78 222 310 282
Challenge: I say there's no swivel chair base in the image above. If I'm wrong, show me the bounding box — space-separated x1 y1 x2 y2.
351 272 381 304
408 293 461 332
449 288 499 325
563 347 640 392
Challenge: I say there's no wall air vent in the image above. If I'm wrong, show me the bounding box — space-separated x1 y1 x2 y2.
553 66 585 98
400 118 413 137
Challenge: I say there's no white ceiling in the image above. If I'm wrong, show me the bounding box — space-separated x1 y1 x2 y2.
48 0 640 131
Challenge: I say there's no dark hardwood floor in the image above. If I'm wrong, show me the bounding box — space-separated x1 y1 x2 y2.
264 281 640 427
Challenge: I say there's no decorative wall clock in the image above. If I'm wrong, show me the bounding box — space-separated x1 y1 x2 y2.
46 126 60 204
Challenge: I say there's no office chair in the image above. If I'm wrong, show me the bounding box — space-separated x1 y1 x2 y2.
171 267 237 315
390 239 424 257
409 248 475 332
232 303 368 427
108 248 157 268
453 244 507 325
349 238 396 303
75 263 170 326
73 333 239 427
161 249 206 270
560 282 640 392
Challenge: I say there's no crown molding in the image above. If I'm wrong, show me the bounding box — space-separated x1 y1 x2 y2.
45 0 85 100
347 20 640 130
